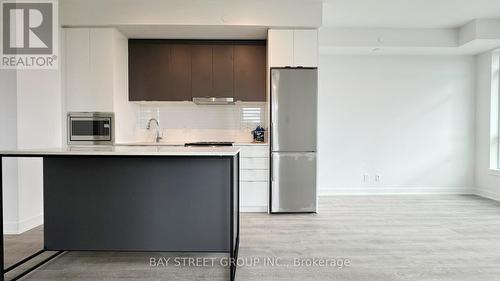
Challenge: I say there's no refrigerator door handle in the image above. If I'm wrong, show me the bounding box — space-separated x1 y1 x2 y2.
271 70 279 151
270 155 273 182
271 111 277 151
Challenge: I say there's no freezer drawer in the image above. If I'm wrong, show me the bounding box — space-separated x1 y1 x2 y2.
271 68 317 152
271 152 317 213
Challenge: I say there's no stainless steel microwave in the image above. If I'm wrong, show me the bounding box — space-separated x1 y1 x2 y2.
67 112 114 145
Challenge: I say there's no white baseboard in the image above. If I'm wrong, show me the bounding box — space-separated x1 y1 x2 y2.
475 188 500 201
319 186 474 196
3 215 43 235
241 206 268 212
3 221 19 235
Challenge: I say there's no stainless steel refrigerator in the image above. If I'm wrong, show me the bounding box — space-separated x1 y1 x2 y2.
270 68 317 213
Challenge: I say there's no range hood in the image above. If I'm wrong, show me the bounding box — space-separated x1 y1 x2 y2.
192 97 235 105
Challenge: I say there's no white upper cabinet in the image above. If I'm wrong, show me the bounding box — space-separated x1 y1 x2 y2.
65 28 114 112
268 29 294 67
89 29 115 111
268 29 318 68
293 30 318 67
65 28 91 112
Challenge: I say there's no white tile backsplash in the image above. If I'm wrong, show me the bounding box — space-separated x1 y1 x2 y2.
135 102 267 143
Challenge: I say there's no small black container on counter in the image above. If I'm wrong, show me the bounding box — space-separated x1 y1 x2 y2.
251 126 266 142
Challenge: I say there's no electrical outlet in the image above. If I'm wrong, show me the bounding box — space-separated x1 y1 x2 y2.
363 174 369 182
375 175 381 182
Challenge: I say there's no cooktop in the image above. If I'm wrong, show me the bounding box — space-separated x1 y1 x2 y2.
184 142 234 147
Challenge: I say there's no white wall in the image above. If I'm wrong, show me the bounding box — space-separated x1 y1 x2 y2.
0 70 19 233
1 68 62 234
0 71 17 149
475 51 500 200
318 55 476 195
14 70 62 233
16 71 63 150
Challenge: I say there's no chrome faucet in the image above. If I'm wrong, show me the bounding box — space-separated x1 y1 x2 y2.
146 118 163 143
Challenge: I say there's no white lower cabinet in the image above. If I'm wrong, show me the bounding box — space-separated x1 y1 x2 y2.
235 144 269 212
240 182 268 212
240 157 268 170
241 170 268 182
238 146 268 158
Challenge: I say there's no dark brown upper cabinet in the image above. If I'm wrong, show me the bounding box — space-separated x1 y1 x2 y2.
129 41 191 101
191 45 213 97
192 44 234 98
129 40 266 102
168 44 192 100
234 44 266 102
212 45 234 97
129 41 172 101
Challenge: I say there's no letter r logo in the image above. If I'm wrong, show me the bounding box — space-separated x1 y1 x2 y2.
2 2 53 54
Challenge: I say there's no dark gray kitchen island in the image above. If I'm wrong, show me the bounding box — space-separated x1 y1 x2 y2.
0 146 240 281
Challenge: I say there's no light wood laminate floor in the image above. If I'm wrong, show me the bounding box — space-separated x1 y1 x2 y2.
4 195 500 281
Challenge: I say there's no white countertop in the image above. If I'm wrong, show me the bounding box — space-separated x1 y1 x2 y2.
0 146 240 156
116 141 269 146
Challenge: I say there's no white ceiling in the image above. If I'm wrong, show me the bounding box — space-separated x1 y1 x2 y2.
323 0 500 28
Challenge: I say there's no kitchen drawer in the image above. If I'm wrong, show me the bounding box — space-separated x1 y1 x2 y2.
235 146 269 158
240 170 268 182
240 181 268 207
241 157 268 170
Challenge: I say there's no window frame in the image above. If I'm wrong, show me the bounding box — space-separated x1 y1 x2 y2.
490 51 500 174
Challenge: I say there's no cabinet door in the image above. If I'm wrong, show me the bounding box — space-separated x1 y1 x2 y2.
240 182 268 209
212 45 234 97
268 29 294 67
293 30 318 67
66 28 114 111
89 29 114 110
168 45 192 101
191 45 213 97
234 45 266 101
129 41 171 101
65 28 91 111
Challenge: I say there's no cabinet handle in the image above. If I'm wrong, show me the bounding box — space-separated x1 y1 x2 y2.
270 157 273 182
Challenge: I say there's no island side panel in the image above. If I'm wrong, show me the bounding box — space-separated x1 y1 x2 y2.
43 156 231 252
230 153 240 281
233 153 239 251
0 158 4 281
